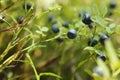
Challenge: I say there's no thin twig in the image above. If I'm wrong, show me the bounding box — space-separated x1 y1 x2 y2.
36 46 73 71
0 13 35 33
0 0 19 13
36 55 61 72
92 26 97 39
26 53 39 80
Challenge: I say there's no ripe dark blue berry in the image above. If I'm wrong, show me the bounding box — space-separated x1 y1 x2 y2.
48 15 55 22
88 37 98 47
23 3 32 10
17 16 24 24
62 20 69 28
93 66 104 77
88 23 93 29
56 37 64 43
52 23 60 33
0 14 5 23
109 1 116 9
82 13 92 25
96 53 106 61
67 29 77 39
99 34 109 45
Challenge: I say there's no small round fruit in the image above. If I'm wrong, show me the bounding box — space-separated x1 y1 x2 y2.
48 15 54 22
62 20 69 28
82 13 92 25
52 23 60 33
0 14 5 23
93 66 104 77
96 53 106 61
88 37 98 47
23 3 32 10
88 23 93 29
109 1 116 9
99 34 109 45
56 37 64 43
67 29 77 39
17 16 24 24
48 16 53 22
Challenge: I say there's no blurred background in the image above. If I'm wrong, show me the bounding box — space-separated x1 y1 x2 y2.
0 0 120 80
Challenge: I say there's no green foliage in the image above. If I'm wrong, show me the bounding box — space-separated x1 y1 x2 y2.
0 0 120 80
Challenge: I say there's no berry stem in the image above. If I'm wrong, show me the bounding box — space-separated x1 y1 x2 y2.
26 53 39 80
0 13 35 33
92 26 97 39
0 0 19 13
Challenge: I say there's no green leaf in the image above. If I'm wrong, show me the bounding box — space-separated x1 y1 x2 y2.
84 47 99 53
109 23 116 28
106 27 112 34
113 68 120 77
93 16 106 27
105 18 113 21
92 74 104 80
39 72 62 79
106 23 116 34
105 40 120 70
48 5 62 11
77 59 88 68
41 27 49 32
100 4 107 17
85 69 93 77
91 4 100 16
36 30 43 34
28 45 46 52
84 47 95 51
97 58 110 79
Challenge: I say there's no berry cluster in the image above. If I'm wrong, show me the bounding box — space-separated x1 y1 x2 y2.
50 17 77 41
0 3 32 25
49 12 109 65
82 13 93 29
51 22 77 40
